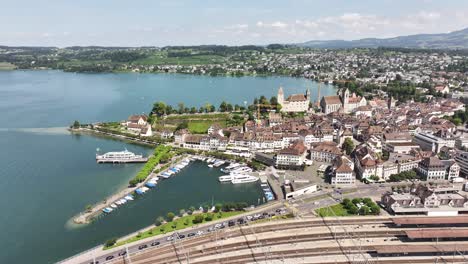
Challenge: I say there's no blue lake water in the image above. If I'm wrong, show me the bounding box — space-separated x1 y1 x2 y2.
0 70 336 263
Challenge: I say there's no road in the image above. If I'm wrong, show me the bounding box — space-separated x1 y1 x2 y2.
61 203 287 264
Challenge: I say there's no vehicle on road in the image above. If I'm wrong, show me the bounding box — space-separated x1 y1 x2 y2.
188 232 195 237
118 251 126 256
138 245 148 250
151 241 160 246
105 256 114 261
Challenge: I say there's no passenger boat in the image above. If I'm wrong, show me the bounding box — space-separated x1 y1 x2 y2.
96 149 147 163
231 175 258 184
218 174 259 184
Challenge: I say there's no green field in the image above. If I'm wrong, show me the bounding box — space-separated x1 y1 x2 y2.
135 52 226 65
315 204 349 217
107 211 243 249
187 121 226 134
0 62 16 70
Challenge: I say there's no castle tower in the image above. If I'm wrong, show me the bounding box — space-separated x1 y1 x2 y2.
278 86 284 105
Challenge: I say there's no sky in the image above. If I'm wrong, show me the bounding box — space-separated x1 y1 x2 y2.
1 0 468 47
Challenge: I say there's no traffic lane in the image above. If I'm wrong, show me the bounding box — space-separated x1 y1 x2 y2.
86 207 288 264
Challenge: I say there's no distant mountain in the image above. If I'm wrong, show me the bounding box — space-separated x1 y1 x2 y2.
298 27 468 49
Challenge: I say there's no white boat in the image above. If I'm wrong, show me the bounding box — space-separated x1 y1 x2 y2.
125 195 134 201
230 166 253 174
110 203 118 208
208 164 214 168
232 175 258 184
218 174 259 184
96 149 147 163
218 175 236 182
119 198 127 204
213 160 225 167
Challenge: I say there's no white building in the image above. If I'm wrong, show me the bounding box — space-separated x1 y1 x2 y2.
417 157 447 181
331 156 356 185
277 87 310 113
413 132 455 153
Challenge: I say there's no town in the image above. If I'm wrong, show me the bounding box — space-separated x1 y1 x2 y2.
73 77 468 217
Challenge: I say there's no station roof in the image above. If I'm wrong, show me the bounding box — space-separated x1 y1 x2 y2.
406 229 468 239
375 244 468 254
392 216 468 225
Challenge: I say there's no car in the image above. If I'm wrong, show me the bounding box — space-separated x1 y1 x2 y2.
138 245 148 250
275 209 282 213
118 251 127 256
105 256 114 261
151 241 160 246
178 234 186 239
187 233 195 237
214 223 222 229
89 261 99 264
166 236 173 241
196 230 204 235
237 218 245 224
228 220 235 227
262 212 269 216
246 215 253 220
207 227 214 232
254 214 261 218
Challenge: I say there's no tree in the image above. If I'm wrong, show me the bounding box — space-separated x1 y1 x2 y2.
214 203 223 213
270 96 278 105
193 214 204 224
166 212 175 221
179 209 186 217
152 101 167 117
188 206 196 215
342 138 355 155
155 216 164 226
205 213 214 221
348 204 359 214
104 238 117 247
177 102 185 114
72 120 80 128
176 121 188 131
219 101 228 112
190 107 197 114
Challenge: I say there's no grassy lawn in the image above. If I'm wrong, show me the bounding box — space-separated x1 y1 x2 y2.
315 204 349 217
107 211 243 249
187 121 226 134
0 62 16 70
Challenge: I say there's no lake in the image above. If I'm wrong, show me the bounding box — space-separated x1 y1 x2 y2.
0 70 336 263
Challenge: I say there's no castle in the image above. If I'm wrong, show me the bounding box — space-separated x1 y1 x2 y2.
277 87 310 113
320 88 367 114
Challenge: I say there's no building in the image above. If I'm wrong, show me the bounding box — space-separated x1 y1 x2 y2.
277 87 310 113
125 114 148 126
331 155 356 185
441 160 460 181
309 142 342 163
354 144 383 181
455 151 468 177
284 182 317 199
275 140 307 170
320 88 367 114
413 132 455 153
381 184 468 216
387 153 421 174
417 156 446 181
385 142 420 154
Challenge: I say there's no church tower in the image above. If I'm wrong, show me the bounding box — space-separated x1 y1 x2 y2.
278 86 284 105
342 88 350 109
